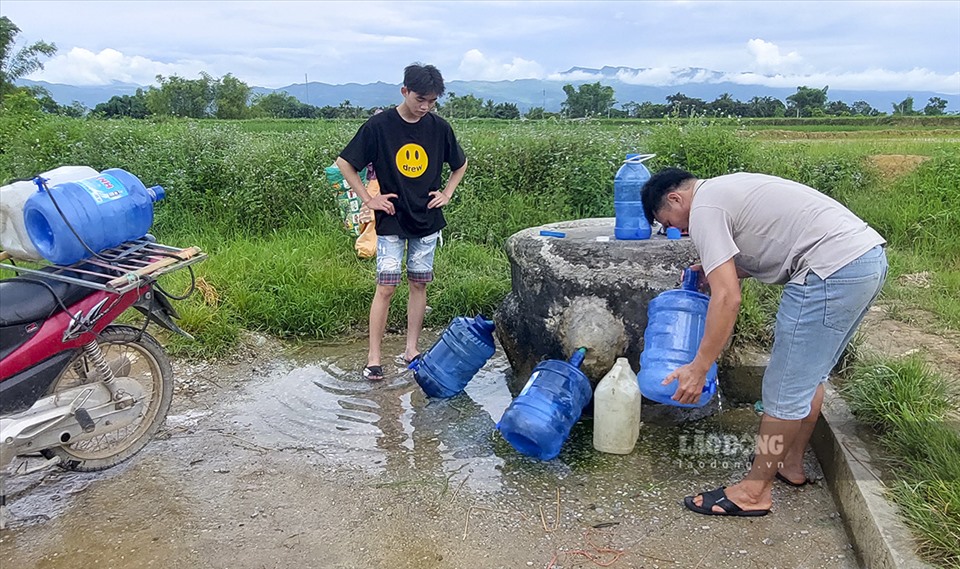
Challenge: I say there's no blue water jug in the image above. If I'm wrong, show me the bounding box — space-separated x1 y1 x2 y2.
496 348 593 460
614 153 653 240
24 168 165 266
409 315 496 398
638 269 718 408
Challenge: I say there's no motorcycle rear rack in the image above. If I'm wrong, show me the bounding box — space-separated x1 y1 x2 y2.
0 238 206 295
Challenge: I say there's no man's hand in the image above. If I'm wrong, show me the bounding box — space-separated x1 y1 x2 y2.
366 193 398 215
688 264 709 292
427 191 450 209
663 362 709 405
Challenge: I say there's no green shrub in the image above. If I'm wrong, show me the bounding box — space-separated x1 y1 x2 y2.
840 355 952 429
644 116 751 177
840 355 960 566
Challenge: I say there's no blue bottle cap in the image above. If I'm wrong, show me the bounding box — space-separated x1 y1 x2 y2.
666 227 682 239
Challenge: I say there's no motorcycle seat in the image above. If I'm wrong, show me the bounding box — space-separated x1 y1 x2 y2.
0 266 105 327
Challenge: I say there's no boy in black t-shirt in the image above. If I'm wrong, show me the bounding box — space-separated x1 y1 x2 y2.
336 63 468 381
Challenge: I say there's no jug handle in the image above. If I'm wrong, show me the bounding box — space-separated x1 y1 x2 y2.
681 268 700 291
624 153 656 164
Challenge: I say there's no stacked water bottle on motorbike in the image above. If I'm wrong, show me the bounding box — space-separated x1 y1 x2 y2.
0 166 205 515
409 152 717 461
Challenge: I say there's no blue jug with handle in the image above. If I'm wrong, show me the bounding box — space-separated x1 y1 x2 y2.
614 153 654 240
638 269 718 408
496 347 593 460
408 315 496 398
23 168 165 266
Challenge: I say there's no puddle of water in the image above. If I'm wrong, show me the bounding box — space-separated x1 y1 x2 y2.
226 339 517 492
1 335 856 569
226 335 761 503
2 458 132 527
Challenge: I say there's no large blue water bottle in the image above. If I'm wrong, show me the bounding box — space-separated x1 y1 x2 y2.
496 348 593 460
614 153 653 240
409 315 496 398
638 269 718 408
24 168 165 265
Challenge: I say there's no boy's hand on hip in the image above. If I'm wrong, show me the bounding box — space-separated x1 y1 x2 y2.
427 191 450 209
367 193 397 215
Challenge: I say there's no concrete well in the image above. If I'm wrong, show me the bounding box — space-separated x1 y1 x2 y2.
494 218 719 422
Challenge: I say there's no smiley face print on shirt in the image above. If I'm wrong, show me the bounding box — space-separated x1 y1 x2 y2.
396 143 428 178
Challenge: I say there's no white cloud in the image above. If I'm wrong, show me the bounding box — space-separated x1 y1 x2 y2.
546 69 603 82
456 49 545 81
28 47 199 86
615 67 721 86
615 68 679 86
544 64 960 96
723 68 960 94
746 39 803 74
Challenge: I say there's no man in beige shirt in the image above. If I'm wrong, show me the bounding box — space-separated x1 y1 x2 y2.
642 168 887 517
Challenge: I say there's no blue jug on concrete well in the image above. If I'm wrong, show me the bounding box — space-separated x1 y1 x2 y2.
614 153 654 240
23 168 165 266
496 347 593 460
638 269 718 408
408 315 496 398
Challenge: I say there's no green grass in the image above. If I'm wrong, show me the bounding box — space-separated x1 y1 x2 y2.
739 115 960 131
839 356 960 567
146 215 511 357
732 279 781 347
3 112 957 346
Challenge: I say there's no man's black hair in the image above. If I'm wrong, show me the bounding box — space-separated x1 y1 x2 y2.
403 63 445 97
641 167 696 224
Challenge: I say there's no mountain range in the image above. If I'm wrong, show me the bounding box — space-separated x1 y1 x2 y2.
19 66 960 114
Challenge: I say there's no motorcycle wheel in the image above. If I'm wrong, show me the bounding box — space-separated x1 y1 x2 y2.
41 325 174 472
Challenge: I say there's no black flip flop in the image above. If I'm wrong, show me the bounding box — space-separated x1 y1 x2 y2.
775 472 815 487
683 487 770 517
362 365 384 381
748 454 815 487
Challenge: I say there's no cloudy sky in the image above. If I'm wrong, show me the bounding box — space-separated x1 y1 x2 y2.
3 0 959 93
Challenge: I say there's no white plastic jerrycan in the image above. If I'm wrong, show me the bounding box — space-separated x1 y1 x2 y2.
1 165 98 260
593 357 641 454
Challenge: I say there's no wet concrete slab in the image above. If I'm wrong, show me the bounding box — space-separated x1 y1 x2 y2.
0 335 858 568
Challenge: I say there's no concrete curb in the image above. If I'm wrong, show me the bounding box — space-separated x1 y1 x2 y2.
811 384 934 569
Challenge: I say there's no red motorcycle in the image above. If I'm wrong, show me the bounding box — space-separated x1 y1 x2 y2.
0 238 204 523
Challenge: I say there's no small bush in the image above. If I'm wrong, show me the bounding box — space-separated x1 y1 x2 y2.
840 355 952 428
644 116 751 177
840 355 960 566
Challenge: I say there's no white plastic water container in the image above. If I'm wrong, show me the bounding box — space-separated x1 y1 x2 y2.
1 166 98 260
593 357 641 454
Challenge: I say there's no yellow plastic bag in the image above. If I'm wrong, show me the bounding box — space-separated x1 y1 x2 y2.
355 178 380 258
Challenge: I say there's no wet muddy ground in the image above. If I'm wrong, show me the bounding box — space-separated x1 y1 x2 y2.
1 333 857 568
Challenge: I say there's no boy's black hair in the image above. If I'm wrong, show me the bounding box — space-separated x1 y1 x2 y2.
403 63 445 97
641 167 696 224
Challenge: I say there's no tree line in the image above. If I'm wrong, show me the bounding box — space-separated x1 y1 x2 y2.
1 16 952 121
17 73 954 121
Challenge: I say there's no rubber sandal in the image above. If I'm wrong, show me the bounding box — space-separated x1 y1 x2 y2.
683 486 769 517
748 453 815 487
775 472 814 487
362 365 384 381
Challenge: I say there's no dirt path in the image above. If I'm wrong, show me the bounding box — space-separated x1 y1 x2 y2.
1 334 857 569
858 302 960 392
